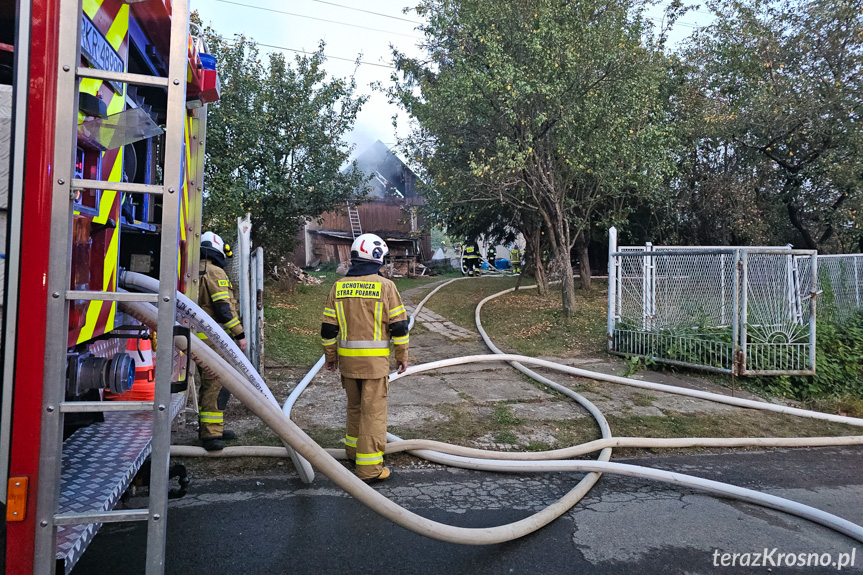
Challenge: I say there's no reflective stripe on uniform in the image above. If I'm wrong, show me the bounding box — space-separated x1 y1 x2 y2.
388 305 405 318
344 435 358 448
355 451 384 465
374 301 382 341
338 347 390 357
321 337 337 346
392 335 409 345
199 411 223 423
196 332 209 340
211 291 230 301
323 307 336 318
335 302 348 336
223 317 240 329
339 340 389 349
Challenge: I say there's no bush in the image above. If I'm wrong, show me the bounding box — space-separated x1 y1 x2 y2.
750 310 863 400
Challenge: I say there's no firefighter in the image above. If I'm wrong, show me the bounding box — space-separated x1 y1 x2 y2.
463 240 481 276
321 233 409 483
486 245 497 270
510 245 522 274
197 231 247 451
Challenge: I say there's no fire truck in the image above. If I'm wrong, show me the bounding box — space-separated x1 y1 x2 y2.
1 0 220 572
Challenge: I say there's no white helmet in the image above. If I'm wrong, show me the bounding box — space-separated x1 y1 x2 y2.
351 233 388 264
201 231 229 258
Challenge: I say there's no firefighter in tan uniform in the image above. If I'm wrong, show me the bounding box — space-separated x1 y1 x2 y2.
197 231 247 451
321 233 409 482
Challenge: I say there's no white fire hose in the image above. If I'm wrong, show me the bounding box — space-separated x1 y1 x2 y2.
120 272 315 484
119 275 863 544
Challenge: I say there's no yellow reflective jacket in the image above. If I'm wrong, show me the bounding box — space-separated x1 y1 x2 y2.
198 259 245 339
321 274 409 379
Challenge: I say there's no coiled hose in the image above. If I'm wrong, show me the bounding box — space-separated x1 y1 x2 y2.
120 276 863 544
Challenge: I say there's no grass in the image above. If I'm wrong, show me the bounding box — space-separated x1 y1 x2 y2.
804 395 863 419
493 430 518 445
410 276 521 329
493 403 521 425
483 281 609 357
631 393 658 407
263 273 443 366
417 275 608 357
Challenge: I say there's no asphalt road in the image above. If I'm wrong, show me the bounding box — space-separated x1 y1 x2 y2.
74 445 863 575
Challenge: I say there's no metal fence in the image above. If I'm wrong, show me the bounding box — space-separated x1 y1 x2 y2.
607 228 818 376
808 254 863 324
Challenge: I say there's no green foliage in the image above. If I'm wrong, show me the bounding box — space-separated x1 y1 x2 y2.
750 311 863 399
388 0 678 314
493 403 521 426
201 30 368 265
623 355 658 377
666 0 863 251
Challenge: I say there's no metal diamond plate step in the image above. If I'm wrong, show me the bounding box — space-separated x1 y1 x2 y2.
56 394 184 574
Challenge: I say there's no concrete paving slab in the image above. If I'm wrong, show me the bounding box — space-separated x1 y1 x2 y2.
509 401 590 421
389 376 464 406
447 374 548 402
388 405 448 427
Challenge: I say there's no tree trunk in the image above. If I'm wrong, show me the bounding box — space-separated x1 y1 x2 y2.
531 226 549 295
534 252 549 295
560 257 576 318
521 223 548 295
574 231 591 289
555 219 576 318
783 177 819 250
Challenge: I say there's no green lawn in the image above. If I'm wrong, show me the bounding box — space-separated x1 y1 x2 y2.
416 276 608 358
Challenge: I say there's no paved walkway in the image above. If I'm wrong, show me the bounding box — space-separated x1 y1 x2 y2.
405 305 477 340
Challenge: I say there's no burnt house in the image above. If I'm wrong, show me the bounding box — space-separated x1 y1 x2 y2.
290 141 432 267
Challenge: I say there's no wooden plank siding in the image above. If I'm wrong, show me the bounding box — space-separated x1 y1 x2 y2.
311 201 415 235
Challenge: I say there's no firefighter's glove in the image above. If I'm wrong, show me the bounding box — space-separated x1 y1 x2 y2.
326 360 338 372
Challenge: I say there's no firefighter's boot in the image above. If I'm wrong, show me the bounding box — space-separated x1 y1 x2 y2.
202 437 225 451
363 466 393 484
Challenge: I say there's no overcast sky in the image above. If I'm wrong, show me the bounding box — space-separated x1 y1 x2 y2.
190 0 715 161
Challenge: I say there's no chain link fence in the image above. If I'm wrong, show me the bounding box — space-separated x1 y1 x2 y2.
607 228 818 375
802 254 863 324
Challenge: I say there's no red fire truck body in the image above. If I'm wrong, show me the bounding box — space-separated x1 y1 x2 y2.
2 0 218 572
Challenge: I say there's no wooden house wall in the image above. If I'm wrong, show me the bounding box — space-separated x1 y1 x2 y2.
295 200 432 266
310 202 413 234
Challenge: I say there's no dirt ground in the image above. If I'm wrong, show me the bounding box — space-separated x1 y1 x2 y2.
174 279 862 477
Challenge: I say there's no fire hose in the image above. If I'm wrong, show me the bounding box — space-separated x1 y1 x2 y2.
119 273 863 544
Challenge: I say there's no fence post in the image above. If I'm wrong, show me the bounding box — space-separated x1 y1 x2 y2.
732 249 740 375
249 248 259 367
642 242 651 331
255 246 265 373
607 227 617 353
809 252 818 373
856 255 861 309
237 214 252 358
740 250 748 374
720 254 726 325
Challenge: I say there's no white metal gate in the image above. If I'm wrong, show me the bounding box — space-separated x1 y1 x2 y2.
607 228 818 376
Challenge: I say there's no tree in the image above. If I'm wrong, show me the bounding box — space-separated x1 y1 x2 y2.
202 32 368 263
681 0 863 252
390 0 675 316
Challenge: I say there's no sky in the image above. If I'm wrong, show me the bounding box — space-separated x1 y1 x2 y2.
190 0 716 162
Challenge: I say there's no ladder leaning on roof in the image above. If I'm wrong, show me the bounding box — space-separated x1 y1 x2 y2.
347 202 362 239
